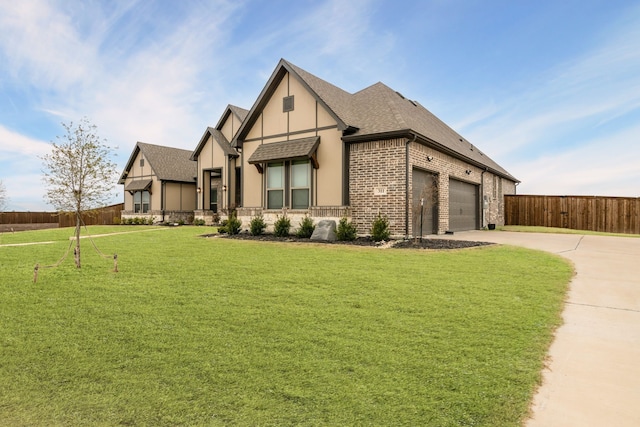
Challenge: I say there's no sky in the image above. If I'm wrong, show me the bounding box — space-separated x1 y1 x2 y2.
1 0 639 211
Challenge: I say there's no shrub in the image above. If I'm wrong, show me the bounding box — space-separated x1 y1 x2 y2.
193 218 206 226
296 216 315 238
273 215 291 237
249 215 267 236
371 213 391 242
146 216 155 225
336 217 357 241
219 212 242 235
133 217 143 225
113 216 121 225
212 212 220 225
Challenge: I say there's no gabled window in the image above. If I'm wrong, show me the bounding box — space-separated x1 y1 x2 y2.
267 162 284 209
133 190 150 213
291 160 310 209
266 160 310 210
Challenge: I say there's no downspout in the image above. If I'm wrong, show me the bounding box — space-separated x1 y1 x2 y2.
405 133 417 238
480 167 488 229
161 181 166 223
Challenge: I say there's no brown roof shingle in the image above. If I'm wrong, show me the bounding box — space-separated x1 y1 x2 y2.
248 136 320 164
119 142 196 184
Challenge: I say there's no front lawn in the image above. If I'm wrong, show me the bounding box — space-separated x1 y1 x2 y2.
0 226 572 426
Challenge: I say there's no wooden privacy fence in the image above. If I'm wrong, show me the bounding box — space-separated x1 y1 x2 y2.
505 195 640 235
58 203 124 228
0 204 124 229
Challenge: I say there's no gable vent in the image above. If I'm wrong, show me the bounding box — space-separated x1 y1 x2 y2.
283 95 294 112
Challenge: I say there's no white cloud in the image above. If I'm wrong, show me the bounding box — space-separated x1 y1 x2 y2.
0 125 51 157
514 123 640 197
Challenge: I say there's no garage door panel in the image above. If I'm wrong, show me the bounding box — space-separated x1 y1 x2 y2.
449 179 478 231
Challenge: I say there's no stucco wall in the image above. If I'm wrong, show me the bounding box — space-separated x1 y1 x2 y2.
240 70 344 210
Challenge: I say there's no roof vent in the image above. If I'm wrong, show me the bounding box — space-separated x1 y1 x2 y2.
283 95 294 112
395 91 405 99
410 100 418 106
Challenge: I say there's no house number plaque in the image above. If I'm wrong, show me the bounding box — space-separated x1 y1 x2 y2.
373 187 387 196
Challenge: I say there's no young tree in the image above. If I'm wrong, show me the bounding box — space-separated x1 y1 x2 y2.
0 180 7 211
42 118 117 268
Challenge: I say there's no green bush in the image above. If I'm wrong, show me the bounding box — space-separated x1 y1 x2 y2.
146 216 155 225
249 215 267 236
336 217 357 241
296 216 315 238
193 218 206 226
371 213 391 242
219 212 242 235
113 216 121 225
273 215 291 237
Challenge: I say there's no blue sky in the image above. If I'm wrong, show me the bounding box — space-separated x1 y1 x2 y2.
1 0 639 211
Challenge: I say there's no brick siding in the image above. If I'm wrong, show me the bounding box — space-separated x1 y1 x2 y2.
348 137 514 236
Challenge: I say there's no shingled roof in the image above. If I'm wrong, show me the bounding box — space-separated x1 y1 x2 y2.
248 136 320 164
191 104 247 160
235 59 517 182
118 142 196 184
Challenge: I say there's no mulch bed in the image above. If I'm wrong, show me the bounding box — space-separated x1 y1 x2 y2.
204 233 493 250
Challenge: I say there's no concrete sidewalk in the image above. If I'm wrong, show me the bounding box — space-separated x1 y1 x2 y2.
441 231 640 426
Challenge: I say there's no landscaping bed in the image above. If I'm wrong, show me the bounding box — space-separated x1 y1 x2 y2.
212 232 493 249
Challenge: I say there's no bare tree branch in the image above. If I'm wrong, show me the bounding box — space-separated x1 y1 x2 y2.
41 118 117 268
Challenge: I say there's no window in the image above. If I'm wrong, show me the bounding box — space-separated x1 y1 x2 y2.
291 160 310 209
235 167 242 207
267 162 284 209
266 160 310 210
210 188 218 213
133 190 150 213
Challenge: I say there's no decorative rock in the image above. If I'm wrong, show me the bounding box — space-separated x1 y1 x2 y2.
310 220 337 242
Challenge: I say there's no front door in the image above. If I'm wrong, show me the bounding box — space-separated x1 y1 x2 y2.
210 187 218 213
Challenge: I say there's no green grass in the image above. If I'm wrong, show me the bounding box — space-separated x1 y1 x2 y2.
0 226 572 426
497 225 640 238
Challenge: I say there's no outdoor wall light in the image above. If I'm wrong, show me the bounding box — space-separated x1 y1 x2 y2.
427 156 433 161
197 187 202 193
465 169 472 175
222 185 227 191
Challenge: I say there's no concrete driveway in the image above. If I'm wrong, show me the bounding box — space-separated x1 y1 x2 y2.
441 231 640 426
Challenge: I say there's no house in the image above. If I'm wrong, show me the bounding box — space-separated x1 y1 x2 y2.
191 105 248 224
118 142 197 223
217 59 518 236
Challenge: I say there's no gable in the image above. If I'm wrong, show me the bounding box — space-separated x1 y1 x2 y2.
120 142 196 187
118 145 155 184
239 70 340 143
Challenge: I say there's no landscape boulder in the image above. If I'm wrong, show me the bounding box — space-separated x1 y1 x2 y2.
310 220 337 242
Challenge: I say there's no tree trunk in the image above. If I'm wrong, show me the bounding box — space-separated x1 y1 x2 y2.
74 212 81 268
